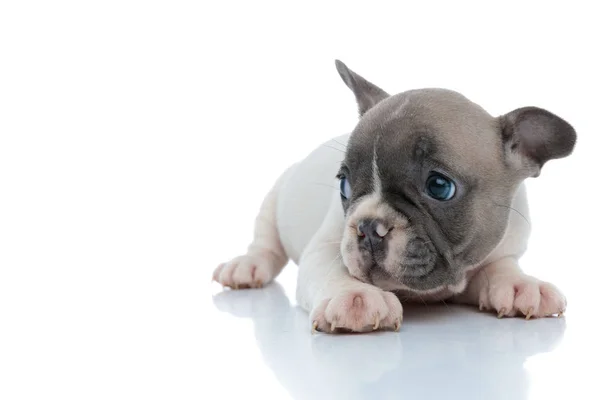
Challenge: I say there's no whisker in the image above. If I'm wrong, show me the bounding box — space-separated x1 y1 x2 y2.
493 203 531 226
398 213 413 225
416 292 429 308
440 299 451 310
299 249 342 270
483 268 490 291
323 252 342 269
322 144 346 154
331 139 347 148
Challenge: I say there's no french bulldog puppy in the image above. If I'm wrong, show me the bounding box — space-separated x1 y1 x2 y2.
213 60 576 333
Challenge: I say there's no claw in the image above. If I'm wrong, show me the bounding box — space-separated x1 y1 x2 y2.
525 307 534 320
255 280 263 288
373 313 380 330
233 283 239 290
394 319 401 332
497 308 506 319
330 321 337 332
558 311 564 317
479 303 484 311
213 264 224 282
312 321 318 334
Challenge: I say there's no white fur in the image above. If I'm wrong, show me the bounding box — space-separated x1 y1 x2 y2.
372 134 382 194
340 193 410 285
214 136 566 332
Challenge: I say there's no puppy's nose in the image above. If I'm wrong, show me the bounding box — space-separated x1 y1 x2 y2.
357 219 390 251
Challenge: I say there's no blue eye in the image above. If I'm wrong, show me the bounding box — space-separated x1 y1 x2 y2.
425 173 456 201
340 177 352 199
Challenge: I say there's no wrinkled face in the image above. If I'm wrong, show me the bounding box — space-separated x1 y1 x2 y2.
333 60 575 295
339 90 521 293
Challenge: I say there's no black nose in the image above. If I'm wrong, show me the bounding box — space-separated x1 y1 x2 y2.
357 219 389 252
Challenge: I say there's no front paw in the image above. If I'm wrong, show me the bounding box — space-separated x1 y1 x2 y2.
212 253 275 289
479 275 566 319
310 287 403 333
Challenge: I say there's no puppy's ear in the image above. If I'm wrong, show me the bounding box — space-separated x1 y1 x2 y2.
335 60 389 117
500 107 576 177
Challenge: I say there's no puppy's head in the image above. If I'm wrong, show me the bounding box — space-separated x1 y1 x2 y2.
335 60 576 293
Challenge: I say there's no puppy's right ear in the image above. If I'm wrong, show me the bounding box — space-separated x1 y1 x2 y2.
335 60 389 117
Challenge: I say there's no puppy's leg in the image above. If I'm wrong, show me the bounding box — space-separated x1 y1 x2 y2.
454 258 566 318
213 172 289 289
297 195 403 333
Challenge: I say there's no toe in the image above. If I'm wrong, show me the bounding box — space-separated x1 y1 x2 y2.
212 263 225 282
217 260 239 287
380 291 403 329
488 283 517 317
513 282 541 317
310 298 332 333
231 260 256 287
325 292 388 332
251 265 272 287
538 282 567 316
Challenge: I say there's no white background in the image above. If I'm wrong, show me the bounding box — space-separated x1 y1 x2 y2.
1 1 598 399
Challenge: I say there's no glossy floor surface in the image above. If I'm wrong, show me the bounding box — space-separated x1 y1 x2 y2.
3 3 600 399
208 266 597 400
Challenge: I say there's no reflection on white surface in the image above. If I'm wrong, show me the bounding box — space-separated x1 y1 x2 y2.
2 2 599 399
213 279 571 400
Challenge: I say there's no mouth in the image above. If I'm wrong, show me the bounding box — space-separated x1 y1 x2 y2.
373 261 435 280
340 190 448 291
348 255 443 292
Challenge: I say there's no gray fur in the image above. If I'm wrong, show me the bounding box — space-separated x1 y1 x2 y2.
335 60 390 117
335 60 577 291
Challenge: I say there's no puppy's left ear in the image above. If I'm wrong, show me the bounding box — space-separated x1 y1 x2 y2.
500 107 576 177
335 60 389 117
